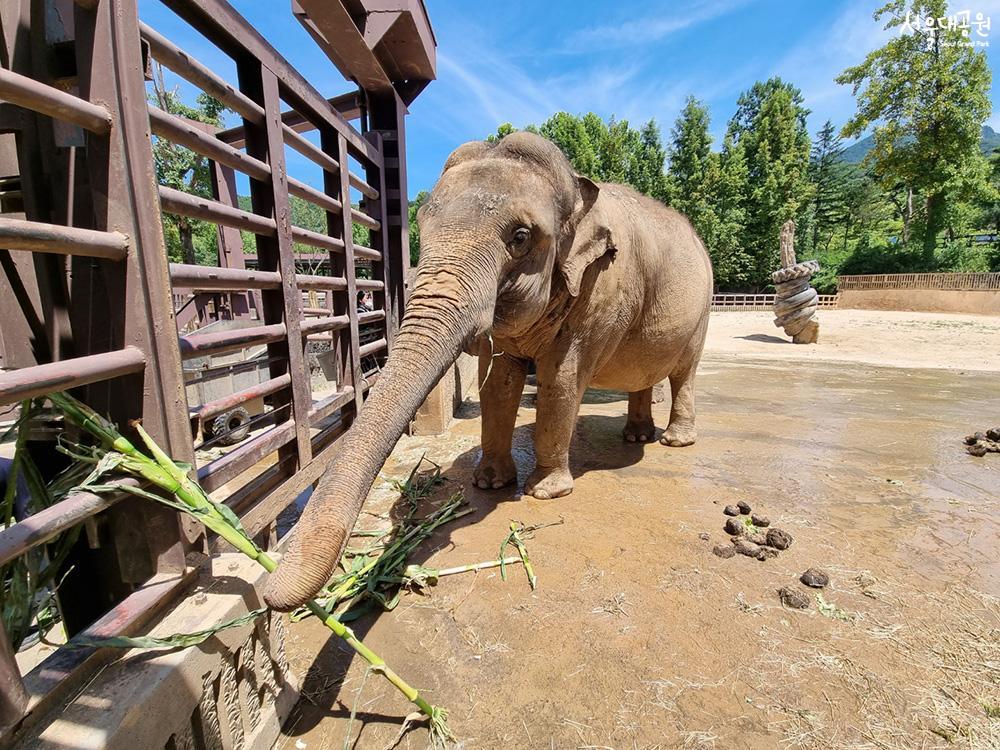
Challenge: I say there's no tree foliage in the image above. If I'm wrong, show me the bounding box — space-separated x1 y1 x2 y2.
150 63 225 266
837 0 993 256
728 78 814 284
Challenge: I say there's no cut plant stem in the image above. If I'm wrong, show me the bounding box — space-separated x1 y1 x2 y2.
509 522 537 590
402 557 523 587
46 392 451 741
499 522 537 590
435 557 523 577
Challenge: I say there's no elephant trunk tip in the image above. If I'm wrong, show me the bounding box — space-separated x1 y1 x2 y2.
262 524 348 612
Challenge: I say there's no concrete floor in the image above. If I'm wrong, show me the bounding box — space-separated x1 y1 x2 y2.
277 348 999 750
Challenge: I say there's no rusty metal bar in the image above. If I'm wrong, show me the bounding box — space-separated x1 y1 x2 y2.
358 337 387 358
0 480 141 568
299 315 350 335
139 22 265 125
290 225 345 254
288 177 343 216
158 186 276 236
198 419 296 492
178 323 286 359
355 278 384 291
364 129 393 350
0 68 111 135
308 385 356 424
336 132 364 414
351 207 381 231
194 373 291 422
216 91 364 147
283 125 340 175
257 64 313 466
0 618 28 734
158 0 382 166
350 173 379 200
148 106 270 182
352 244 381 262
0 217 128 260
168 263 281 291
295 273 347 290
358 309 386 324
0 347 146 406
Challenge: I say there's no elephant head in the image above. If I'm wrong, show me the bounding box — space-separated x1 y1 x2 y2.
263 131 611 611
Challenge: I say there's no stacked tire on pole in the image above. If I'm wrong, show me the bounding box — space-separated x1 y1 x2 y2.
772 221 820 345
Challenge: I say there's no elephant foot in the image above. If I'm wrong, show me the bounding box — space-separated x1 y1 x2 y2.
473 452 517 489
622 417 656 443
524 466 574 499
661 423 697 447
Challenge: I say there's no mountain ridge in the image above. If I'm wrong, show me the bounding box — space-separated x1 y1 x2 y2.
840 125 1000 164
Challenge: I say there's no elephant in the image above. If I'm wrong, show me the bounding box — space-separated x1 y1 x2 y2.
263 131 713 611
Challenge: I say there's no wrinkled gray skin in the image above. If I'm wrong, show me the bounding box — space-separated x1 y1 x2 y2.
263 132 712 611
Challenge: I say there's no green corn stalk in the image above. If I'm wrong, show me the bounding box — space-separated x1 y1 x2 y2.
402 557 523 589
296 491 471 622
1 399 90 651
47 392 454 746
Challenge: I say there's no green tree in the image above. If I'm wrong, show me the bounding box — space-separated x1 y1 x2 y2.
667 97 716 237
486 122 517 144
539 112 599 177
150 63 225 265
597 117 638 184
705 133 751 287
635 119 669 202
837 0 992 257
728 77 813 287
809 120 849 253
408 190 429 266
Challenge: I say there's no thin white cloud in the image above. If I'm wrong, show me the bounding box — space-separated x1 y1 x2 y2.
564 0 752 50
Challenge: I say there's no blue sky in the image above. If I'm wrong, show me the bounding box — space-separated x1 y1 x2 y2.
140 0 1000 197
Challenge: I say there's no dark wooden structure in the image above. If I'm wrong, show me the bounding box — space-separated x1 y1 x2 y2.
0 0 434 740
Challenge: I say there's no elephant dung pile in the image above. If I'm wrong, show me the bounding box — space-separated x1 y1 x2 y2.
712 500 793 561
965 427 1000 457
772 220 821 345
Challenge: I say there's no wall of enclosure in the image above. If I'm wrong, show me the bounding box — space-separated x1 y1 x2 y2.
0 0 428 742
837 273 1000 315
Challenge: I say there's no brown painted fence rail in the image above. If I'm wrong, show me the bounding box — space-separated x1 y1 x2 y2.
0 0 415 740
837 272 1000 291
712 293 840 311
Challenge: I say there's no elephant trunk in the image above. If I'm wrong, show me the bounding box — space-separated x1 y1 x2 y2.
263 241 498 611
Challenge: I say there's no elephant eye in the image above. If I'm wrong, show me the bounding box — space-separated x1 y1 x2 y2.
509 227 530 254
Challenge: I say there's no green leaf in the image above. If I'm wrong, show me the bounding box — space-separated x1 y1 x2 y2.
58 607 267 650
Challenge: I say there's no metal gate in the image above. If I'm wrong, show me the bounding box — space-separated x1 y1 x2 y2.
0 0 433 740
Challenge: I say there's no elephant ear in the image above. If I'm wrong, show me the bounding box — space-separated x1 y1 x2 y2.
558 176 615 297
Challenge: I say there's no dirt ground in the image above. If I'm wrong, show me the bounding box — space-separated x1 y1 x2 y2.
276 311 1000 750
705 309 1000 371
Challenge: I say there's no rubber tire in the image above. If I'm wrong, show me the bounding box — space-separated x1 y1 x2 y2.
771 260 819 284
208 406 251 446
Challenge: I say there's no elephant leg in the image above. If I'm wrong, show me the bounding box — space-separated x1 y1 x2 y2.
661 364 698 447
524 349 588 499
623 387 655 443
474 351 527 489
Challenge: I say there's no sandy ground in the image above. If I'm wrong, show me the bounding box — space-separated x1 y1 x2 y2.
276 312 1000 750
706 309 1000 371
